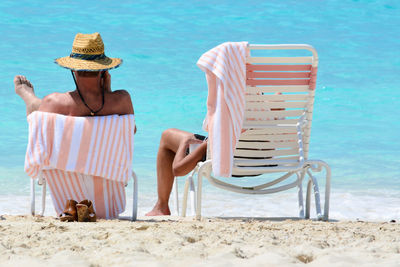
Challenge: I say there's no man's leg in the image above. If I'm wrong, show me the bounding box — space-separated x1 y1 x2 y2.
146 128 192 216
14 75 41 115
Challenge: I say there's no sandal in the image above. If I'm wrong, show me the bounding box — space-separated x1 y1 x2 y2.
59 199 78 222
76 199 96 222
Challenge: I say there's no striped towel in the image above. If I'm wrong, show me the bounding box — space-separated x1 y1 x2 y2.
197 42 249 177
25 111 135 219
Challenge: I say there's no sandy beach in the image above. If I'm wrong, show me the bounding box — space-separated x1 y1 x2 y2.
0 215 399 266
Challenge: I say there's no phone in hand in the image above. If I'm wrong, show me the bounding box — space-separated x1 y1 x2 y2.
189 143 201 153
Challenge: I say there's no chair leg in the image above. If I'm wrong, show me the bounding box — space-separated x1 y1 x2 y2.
310 173 322 219
306 160 331 221
40 180 46 216
182 168 198 217
305 177 312 219
322 163 331 221
297 172 305 218
196 172 203 220
172 177 179 216
181 177 190 217
131 171 138 221
31 175 47 217
189 175 196 216
30 179 35 216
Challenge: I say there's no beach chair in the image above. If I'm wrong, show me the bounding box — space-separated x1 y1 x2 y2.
182 44 331 220
26 111 138 221
172 154 197 217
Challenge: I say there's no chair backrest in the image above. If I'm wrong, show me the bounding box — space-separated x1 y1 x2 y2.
232 44 318 176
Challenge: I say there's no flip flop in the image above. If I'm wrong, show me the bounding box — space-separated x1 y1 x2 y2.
76 199 96 222
59 199 78 222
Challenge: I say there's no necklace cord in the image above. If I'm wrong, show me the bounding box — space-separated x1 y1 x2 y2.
71 71 105 115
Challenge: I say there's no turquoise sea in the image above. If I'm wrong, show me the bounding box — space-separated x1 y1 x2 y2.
0 0 399 220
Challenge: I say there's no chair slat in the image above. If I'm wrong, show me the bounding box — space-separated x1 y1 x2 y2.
244 110 304 118
246 86 310 93
246 85 310 94
245 94 309 101
234 155 299 161
236 141 299 149
247 57 313 64
234 148 299 157
246 64 312 71
241 127 297 134
231 165 301 175
270 156 300 161
246 101 307 109
239 134 297 141
234 159 299 166
247 71 310 79
247 79 310 86
231 168 274 176
243 119 299 126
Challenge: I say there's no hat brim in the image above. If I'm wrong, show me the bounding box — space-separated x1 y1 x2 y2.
55 56 122 71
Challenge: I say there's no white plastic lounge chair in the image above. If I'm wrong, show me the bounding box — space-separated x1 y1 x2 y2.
26 112 139 221
181 44 331 221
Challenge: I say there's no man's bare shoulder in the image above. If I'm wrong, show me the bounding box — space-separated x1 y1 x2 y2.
111 89 131 98
108 90 134 115
39 92 73 115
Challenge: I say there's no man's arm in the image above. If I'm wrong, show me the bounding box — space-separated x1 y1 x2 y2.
172 137 207 177
38 93 70 115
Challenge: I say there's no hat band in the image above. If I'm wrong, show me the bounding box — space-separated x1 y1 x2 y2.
70 52 107 60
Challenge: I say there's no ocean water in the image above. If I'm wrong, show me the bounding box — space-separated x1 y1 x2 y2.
0 0 399 221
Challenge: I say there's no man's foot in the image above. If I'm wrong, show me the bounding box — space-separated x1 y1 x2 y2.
145 202 171 216
14 75 41 115
14 75 34 96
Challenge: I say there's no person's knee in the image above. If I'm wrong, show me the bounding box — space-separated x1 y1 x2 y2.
160 128 174 147
161 128 181 141
160 128 171 141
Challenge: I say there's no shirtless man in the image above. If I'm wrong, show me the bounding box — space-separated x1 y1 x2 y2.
15 33 136 220
14 32 135 123
14 71 134 118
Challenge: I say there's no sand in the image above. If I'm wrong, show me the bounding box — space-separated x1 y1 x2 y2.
0 215 399 267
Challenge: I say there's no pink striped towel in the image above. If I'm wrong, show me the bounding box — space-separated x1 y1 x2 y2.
25 111 135 219
197 42 249 177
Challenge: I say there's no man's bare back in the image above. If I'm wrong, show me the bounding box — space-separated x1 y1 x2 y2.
39 90 134 117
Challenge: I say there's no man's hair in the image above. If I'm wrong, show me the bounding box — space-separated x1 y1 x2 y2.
77 71 101 77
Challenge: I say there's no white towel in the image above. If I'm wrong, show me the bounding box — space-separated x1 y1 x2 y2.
197 42 249 177
25 111 135 218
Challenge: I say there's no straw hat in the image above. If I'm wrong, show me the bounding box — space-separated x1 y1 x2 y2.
55 33 122 71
